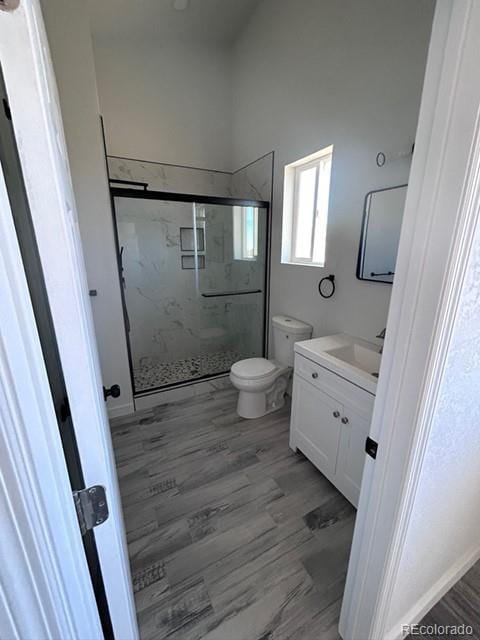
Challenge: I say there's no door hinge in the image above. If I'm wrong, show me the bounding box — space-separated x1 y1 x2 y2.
73 485 109 536
365 436 378 460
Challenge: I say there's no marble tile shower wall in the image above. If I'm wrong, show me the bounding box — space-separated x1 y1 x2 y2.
231 152 273 202
108 156 233 198
110 154 273 378
107 152 273 202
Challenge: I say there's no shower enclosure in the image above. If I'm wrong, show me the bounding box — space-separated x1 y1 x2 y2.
111 188 269 394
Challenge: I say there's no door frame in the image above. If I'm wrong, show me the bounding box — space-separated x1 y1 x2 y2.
0 145 105 640
0 1 137 638
340 1 480 638
0 62 114 637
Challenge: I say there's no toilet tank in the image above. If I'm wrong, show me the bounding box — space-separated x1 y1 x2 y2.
272 315 313 366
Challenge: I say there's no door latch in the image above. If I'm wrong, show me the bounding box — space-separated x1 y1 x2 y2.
73 485 109 536
365 436 378 460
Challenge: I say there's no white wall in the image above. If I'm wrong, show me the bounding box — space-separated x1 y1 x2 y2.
232 0 435 347
92 39 232 171
40 0 134 417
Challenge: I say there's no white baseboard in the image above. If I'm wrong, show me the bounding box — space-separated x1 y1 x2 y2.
107 402 135 419
386 544 480 640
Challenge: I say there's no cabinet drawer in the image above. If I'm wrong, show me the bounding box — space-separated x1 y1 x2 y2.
294 353 374 419
295 352 328 386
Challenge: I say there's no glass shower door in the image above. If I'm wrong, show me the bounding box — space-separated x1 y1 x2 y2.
113 192 267 394
193 202 267 378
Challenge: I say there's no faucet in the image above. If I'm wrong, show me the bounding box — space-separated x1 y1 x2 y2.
376 328 386 353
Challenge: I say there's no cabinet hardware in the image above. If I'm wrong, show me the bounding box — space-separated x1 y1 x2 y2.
312 372 318 379
341 416 349 424
333 410 340 418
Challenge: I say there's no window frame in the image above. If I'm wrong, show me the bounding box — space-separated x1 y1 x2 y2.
282 146 333 268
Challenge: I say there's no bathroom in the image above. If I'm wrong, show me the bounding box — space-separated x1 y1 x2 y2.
40 0 436 637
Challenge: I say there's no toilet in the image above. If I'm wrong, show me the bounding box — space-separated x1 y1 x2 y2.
230 315 313 419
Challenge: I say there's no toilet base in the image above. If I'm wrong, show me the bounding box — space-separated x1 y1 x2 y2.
236 373 289 419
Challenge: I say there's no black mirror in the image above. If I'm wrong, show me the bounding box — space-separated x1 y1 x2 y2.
356 184 407 284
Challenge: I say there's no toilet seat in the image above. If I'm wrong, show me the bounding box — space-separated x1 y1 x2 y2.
231 357 276 380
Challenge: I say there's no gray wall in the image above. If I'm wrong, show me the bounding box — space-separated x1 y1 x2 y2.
92 39 233 171
41 0 134 416
231 0 435 349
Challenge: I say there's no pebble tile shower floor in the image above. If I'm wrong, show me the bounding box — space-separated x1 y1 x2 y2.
133 350 246 392
111 387 356 640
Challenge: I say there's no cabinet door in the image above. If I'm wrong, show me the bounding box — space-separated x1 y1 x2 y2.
336 404 371 507
290 374 342 479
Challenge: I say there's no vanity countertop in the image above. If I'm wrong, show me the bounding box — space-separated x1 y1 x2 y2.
294 333 381 395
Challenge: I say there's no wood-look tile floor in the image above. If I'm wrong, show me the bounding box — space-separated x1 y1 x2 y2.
412 561 480 639
111 387 356 640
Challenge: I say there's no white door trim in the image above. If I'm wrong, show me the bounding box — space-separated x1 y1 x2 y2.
0 151 102 638
340 1 480 638
0 1 138 638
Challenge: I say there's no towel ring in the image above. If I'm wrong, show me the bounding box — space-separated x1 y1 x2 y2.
319 274 335 299
376 152 386 167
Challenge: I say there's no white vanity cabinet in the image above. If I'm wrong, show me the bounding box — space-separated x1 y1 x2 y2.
290 351 375 507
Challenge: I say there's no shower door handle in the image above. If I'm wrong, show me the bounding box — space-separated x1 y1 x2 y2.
201 289 262 298
118 245 131 332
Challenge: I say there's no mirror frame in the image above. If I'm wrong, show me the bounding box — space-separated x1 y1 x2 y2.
356 183 408 285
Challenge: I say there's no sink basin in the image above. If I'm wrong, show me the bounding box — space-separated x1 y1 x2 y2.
294 333 381 394
325 343 381 376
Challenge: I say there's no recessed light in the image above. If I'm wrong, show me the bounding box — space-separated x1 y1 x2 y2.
173 0 189 10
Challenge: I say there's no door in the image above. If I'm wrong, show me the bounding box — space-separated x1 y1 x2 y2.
290 374 342 478
111 191 268 394
0 69 114 637
196 200 268 369
336 404 372 507
0 3 137 638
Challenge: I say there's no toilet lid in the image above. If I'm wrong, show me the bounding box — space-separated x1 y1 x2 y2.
231 357 276 380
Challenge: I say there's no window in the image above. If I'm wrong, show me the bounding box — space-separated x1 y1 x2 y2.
282 145 333 267
233 206 258 260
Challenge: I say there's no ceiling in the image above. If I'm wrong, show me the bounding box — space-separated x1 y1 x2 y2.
87 0 262 46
